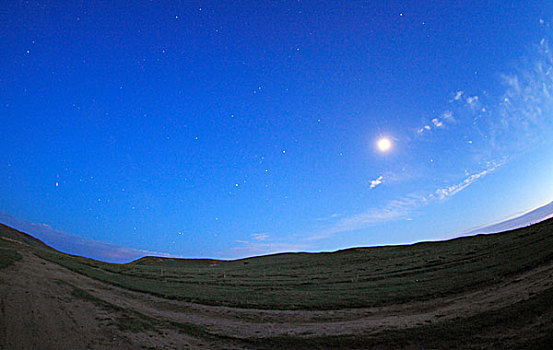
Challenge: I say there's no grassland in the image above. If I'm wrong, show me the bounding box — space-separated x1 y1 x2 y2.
5 218 553 310
1 219 553 349
0 247 21 269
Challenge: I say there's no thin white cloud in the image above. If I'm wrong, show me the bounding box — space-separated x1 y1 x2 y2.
441 110 455 122
306 196 420 241
306 162 502 241
489 39 553 154
0 213 174 263
369 175 384 189
417 125 432 134
431 161 503 200
314 213 343 221
439 38 553 163
431 118 444 128
417 111 453 135
251 233 270 241
225 241 308 259
466 95 480 109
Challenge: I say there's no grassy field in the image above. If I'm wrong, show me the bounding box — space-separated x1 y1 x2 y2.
1 218 553 310
0 247 22 269
244 285 553 350
2 220 553 349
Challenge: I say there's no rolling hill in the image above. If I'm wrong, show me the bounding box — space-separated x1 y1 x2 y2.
1 219 553 349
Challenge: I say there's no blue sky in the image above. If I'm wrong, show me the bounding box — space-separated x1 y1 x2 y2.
1 1 553 261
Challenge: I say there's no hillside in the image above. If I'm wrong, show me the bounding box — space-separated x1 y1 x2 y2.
1 220 553 349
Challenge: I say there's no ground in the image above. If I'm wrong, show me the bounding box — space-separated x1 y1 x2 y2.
1 221 553 349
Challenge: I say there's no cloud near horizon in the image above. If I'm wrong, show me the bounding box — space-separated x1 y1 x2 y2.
225 240 308 259
251 233 270 241
306 161 502 241
432 161 504 200
0 212 173 263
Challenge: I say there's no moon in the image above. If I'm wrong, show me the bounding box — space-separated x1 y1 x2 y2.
377 137 392 152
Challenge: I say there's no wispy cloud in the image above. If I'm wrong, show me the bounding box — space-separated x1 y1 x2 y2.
453 90 464 101
306 196 419 241
427 39 553 158
417 125 432 134
441 110 455 122
225 240 308 259
0 213 173 263
306 162 502 241
314 213 343 221
450 38 553 158
369 175 384 189
251 232 270 241
492 39 553 152
431 118 444 128
466 95 480 110
417 110 454 134
431 161 503 200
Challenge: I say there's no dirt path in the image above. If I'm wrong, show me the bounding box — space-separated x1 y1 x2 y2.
1 249 553 348
0 251 236 350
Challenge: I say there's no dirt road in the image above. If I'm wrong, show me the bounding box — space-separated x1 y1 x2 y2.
2 246 552 349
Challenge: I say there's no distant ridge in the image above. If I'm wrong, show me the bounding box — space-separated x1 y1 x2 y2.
0 223 52 250
467 201 553 235
2 212 553 348
0 212 173 263
2 201 552 264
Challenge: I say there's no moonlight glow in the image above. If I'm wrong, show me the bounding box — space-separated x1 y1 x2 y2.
377 138 392 152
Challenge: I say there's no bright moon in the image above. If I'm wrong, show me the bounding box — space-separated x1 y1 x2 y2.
377 138 392 152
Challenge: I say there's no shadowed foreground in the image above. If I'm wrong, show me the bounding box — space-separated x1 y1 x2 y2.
1 220 553 349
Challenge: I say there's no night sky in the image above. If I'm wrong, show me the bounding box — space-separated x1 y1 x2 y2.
2 1 553 261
